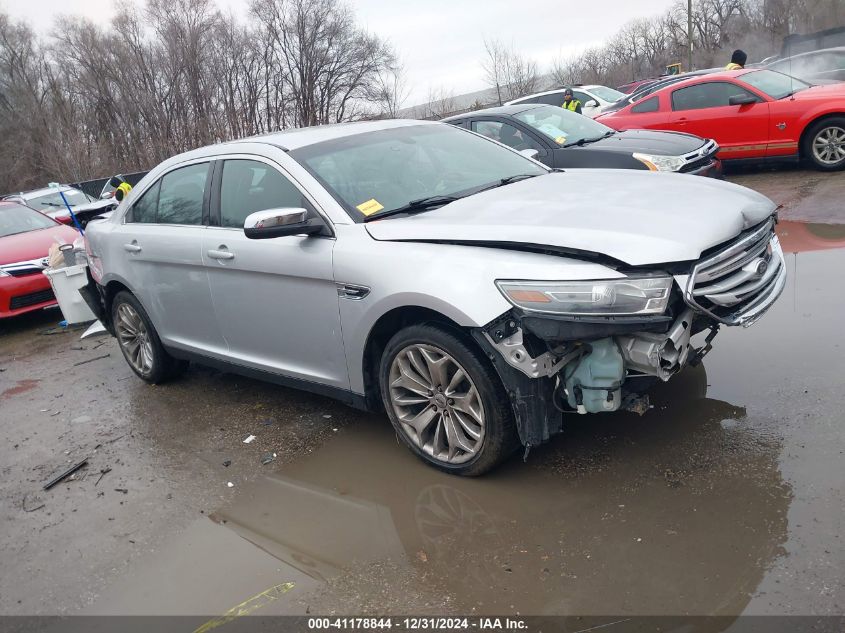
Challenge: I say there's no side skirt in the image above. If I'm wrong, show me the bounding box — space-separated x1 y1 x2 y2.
164 346 372 412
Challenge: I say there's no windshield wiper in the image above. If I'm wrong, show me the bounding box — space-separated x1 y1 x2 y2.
475 173 542 193
363 195 460 222
564 131 615 147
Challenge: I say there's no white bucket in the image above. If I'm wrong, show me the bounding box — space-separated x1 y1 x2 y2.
43 264 96 324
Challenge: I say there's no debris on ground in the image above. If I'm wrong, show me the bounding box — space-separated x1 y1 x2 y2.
43 458 89 491
94 467 112 486
260 452 277 465
227 482 234 488
80 320 108 339
22 494 45 513
322 414 332 419
621 393 651 416
114 488 128 494
222 460 231 467
72 354 110 367
243 435 256 444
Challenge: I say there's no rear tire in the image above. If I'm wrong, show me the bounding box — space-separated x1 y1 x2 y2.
111 291 187 384
803 117 845 171
379 323 518 476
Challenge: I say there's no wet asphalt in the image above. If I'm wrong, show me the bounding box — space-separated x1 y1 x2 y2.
0 165 843 620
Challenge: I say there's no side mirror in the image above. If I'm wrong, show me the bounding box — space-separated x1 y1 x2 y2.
729 94 757 106
244 208 323 239
519 148 540 160
585 99 599 108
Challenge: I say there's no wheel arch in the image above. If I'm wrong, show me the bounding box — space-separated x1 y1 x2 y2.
798 112 845 158
361 305 470 411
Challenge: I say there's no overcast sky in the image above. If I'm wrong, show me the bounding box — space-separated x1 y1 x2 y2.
2 0 675 105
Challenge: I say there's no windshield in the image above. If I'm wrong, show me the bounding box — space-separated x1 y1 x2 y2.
0 203 57 237
740 69 811 99
26 189 91 210
588 86 626 102
290 124 547 221
514 106 614 146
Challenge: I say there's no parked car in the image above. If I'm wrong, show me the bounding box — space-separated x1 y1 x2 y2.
765 47 845 83
506 85 627 117
84 120 785 475
1 186 94 226
597 68 845 170
617 78 660 94
0 201 80 319
444 104 721 176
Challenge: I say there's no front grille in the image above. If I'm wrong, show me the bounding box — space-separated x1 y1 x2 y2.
679 139 718 173
683 219 786 326
9 289 55 310
4 266 43 277
1 259 48 277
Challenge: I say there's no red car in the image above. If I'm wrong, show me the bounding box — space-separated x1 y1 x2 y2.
0 201 80 319
596 69 845 171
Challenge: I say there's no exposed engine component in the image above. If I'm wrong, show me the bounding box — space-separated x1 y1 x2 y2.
483 327 576 378
564 338 624 414
617 308 695 381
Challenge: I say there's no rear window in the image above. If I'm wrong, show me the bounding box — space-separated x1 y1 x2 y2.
631 97 659 113
0 203 57 237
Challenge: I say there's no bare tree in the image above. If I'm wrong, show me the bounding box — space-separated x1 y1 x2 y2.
481 37 539 103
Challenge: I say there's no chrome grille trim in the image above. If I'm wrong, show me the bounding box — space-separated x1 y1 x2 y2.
683 218 786 327
0 258 49 277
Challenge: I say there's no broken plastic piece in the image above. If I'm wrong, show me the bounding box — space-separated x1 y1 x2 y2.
243 435 256 444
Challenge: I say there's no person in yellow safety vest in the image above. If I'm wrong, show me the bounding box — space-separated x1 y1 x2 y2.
561 88 583 114
109 175 133 202
725 49 747 71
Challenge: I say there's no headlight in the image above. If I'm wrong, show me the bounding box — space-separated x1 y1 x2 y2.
632 152 686 172
496 277 673 316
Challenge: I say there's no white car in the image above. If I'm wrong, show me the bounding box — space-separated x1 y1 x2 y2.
84 119 785 475
506 85 628 117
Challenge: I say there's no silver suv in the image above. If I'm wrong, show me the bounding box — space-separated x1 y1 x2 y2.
84 120 785 475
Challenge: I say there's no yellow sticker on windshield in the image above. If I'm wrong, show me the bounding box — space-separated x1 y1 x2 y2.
555 136 567 145
356 198 384 216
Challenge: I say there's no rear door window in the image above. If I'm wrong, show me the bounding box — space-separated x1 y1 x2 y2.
536 93 566 106
129 163 209 225
129 181 160 223
631 96 659 113
157 163 209 225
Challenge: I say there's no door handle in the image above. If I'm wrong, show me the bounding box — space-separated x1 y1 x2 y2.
123 242 142 253
207 249 234 260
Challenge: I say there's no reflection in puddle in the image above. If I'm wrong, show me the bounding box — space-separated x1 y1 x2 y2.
212 363 790 615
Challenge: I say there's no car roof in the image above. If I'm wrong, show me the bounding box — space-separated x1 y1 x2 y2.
769 46 845 62
153 119 442 169
10 185 79 199
443 104 546 121
638 68 759 97
230 119 437 151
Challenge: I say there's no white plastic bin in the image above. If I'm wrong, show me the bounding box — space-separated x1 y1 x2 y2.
43 264 96 324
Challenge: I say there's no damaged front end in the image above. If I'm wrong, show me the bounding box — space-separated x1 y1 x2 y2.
472 217 785 450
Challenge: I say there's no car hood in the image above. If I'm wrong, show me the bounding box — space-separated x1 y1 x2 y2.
790 82 845 100
364 171 776 266
0 224 80 265
578 129 706 156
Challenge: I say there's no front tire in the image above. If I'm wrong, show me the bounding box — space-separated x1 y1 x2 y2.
379 324 518 476
111 291 186 384
803 117 845 171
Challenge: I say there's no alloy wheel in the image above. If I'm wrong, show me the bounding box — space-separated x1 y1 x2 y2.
388 344 485 465
115 303 154 375
812 125 845 166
